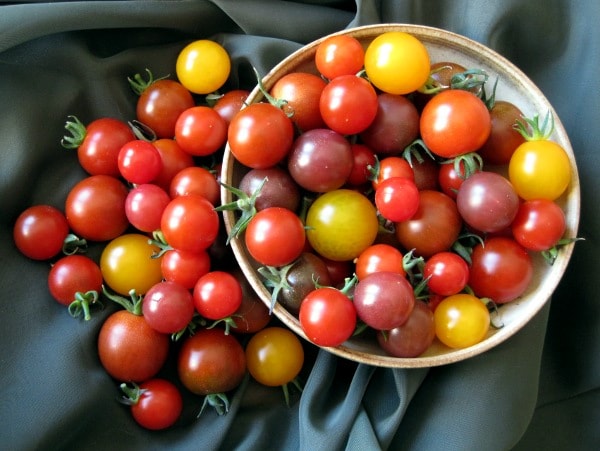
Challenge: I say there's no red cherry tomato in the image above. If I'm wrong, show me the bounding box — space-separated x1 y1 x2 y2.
13 205 70 260
47 254 103 306
374 176 420 223
315 34 365 79
193 271 243 320
511 199 566 251
126 379 183 430
423 251 470 296
118 140 163 184
174 106 228 157
142 281 195 334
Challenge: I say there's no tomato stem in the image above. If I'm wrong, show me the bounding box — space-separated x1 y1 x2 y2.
252 67 291 114
101 285 143 315
68 290 102 321
62 233 88 255
61 115 86 149
514 111 555 141
258 263 294 313
199 393 230 417
119 382 146 405
127 68 169 96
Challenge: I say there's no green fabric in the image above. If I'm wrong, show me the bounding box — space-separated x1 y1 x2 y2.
1 1 598 450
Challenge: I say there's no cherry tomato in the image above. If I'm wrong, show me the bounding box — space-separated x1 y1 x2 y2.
299 286 357 347
125 184 171 233
62 116 135 177
174 106 228 157
478 100 526 165
193 271 242 321
231 268 271 334
48 254 103 306
13 205 69 260
270 72 327 131
118 140 163 184
468 236 533 304
455 171 519 233
319 74 378 135
376 300 435 357
420 89 491 158
395 190 462 258
176 40 231 94
151 138 195 191
511 199 566 251
245 207 306 267
161 194 220 254
355 243 405 280
423 251 469 296
160 248 211 290
65 175 129 242
238 167 301 212
315 34 365 79
364 31 430 95
306 189 379 262
213 89 250 125
508 139 571 201
353 271 415 330
169 166 220 205
100 233 164 296
142 281 195 334
374 176 420 222
371 156 415 190
228 102 294 169
437 159 478 199
245 326 304 387
433 293 490 349
177 328 246 395
347 144 377 187
135 78 195 139
98 309 169 382
125 379 183 430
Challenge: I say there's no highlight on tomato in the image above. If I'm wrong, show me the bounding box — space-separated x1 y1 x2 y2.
433 293 490 349
176 39 231 94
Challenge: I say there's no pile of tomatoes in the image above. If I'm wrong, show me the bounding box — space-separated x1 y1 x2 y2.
12 39 307 430
11 31 576 430
223 31 576 356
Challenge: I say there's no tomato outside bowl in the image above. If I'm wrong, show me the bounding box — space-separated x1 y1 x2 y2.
221 24 580 368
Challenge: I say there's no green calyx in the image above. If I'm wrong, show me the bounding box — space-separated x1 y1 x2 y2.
102 285 143 315
61 115 86 149
514 110 555 141
127 68 169 96
68 290 103 321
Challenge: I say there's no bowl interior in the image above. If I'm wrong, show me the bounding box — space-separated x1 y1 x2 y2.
221 24 580 368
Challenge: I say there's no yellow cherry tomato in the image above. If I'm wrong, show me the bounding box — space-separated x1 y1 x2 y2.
245 327 304 387
176 40 231 94
508 139 571 200
433 294 490 349
306 189 379 262
100 233 163 295
364 31 430 95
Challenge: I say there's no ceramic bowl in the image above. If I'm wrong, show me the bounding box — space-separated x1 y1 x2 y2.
221 24 580 368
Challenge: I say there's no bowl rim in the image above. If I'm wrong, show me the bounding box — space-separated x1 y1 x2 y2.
221 23 581 368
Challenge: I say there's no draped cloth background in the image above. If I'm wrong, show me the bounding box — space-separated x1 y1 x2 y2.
1 1 598 449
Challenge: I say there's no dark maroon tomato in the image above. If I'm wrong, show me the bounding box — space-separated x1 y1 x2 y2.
177 328 246 395
125 184 171 233
456 171 519 233
136 78 195 139
152 138 195 192
48 254 103 306
376 300 435 357
142 281 195 334
478 100 526 165
118 140 163 185
395 190 462 258
127 378 183 430
468 236 533 304
353 271 415 330
62 116 135 177
65 175 129 242
278 252 332 315
239 167 301 212
213 90 250 125
287 128 353 193
347 143 377 187
359 93 420 155
161 249 211 290
321 257 354 288
98 310 170 382
270 72 327 132
411 157 440 191
231 268 271 334
13 205 69 260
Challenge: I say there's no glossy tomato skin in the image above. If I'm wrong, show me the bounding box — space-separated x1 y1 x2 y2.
478 100 526 165
125 183 171 233
65 175 129 242
468 236 533 304
423 251 469 296
228 102 294 169
47 254 103 306
193 271 242 320
438 159 479 199
320 75 378 135
420 89 491 158
374 176 420 223
176 40 230 95
245 326 304 387
299 287 357 347
238 167 301 212
74 117 135 177
231 268 271 334
456 171 520 233
395 190 462 258
160 248 211 290
355 243 405 280
376 300 435 358
347 144 377 187
136 79 195 139
177 328 246 395
118 140 163 184
270 72 327 132
315 34 365 80
142 281 195 334
433 293 490 348
353 271 415 330
371 156 415 190
511 199 566 251
13 205 70 260
213 89 250 125
169 166 220 205
174 106 228 157
129 379 183 430
152 138 195 191
100 233 164 296
98 310 169 382
161 194 220 254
